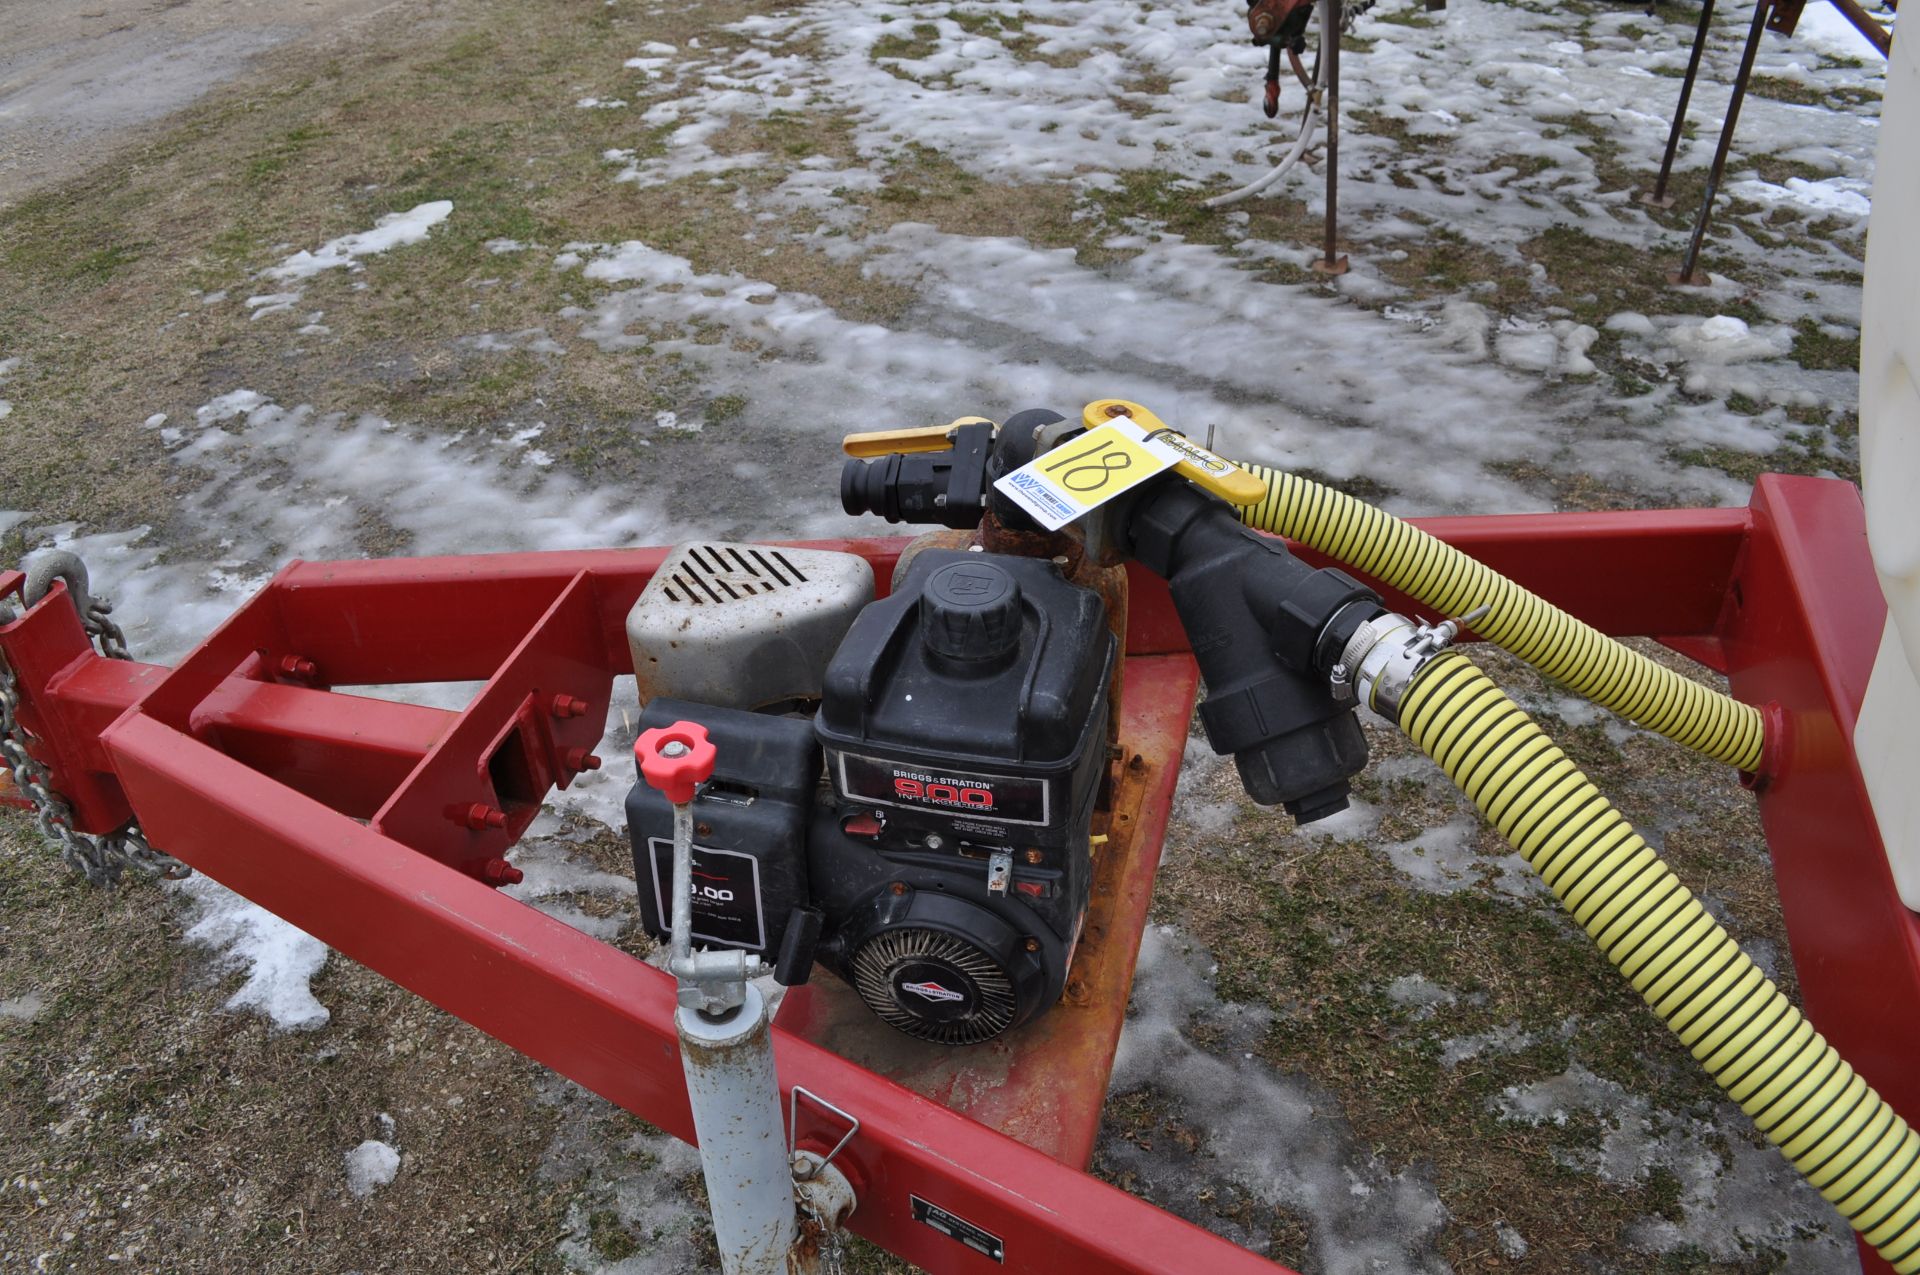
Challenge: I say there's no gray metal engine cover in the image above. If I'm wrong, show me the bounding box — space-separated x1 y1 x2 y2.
627 542 874 710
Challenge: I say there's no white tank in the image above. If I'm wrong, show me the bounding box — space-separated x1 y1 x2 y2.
1855 19 1920 911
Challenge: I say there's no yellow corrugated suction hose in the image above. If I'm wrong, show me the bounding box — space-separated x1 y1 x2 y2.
1400 650 1920 1270
1236 463 1766 773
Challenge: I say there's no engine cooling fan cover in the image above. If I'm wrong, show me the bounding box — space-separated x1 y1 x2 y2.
845 891 1049 1045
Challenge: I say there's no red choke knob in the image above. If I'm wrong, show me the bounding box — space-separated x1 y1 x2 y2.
635 721 716 805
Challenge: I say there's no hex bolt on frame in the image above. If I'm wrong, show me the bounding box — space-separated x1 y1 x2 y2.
635 722 857 1274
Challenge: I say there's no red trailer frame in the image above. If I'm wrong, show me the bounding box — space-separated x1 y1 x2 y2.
2 473 1914 1274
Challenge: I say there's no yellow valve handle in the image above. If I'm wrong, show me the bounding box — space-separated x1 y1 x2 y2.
1080 399 1266 506
841 418 996 458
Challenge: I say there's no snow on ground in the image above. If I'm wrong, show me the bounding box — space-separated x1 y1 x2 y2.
176 870 331 1032
536 1073 714 1274
264 200 455 281
1109 927 1451 1274
0 992 47 1022
1497 1065 1855 1270
0 0 1889 1262
343 1127 402 1199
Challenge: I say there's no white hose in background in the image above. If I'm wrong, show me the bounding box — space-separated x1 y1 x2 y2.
1204 0 1333 209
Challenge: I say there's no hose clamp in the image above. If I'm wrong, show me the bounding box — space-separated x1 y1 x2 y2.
1334 605 1488 724
1338 613 1421 722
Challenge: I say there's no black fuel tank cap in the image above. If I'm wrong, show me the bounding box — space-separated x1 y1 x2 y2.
920 560 1022 662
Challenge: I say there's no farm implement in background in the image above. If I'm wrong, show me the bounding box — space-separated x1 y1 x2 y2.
1212 0 1894 284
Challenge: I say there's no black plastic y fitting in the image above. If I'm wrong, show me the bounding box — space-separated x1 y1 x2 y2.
1123 479 1381 823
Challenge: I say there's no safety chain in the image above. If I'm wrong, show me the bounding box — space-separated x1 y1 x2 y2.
1 553 188 886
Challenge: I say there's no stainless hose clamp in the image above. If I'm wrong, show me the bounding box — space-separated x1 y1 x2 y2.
1333 605 1489 724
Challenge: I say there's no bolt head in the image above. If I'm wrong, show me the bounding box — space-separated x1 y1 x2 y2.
661 741 689 758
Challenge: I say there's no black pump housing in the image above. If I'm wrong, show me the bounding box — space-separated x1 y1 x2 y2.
1124 480 1379 822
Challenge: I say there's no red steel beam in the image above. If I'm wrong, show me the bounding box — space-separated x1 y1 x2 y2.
1726 481 1919 1275
7 485 1906 1273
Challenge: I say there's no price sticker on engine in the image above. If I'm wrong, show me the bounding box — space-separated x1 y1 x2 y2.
992 417 1179 531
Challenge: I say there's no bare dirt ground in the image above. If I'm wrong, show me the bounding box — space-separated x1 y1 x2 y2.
0 0 409 206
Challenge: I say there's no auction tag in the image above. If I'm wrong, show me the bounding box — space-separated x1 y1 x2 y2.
991 417 1179 531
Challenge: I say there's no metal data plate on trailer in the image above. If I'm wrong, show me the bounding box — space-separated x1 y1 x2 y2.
912 1195 1006 1263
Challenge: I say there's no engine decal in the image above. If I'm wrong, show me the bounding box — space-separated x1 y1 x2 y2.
645 838 766 950
900 979 966 1003
834 751 1050 826
910 1195 1005 1264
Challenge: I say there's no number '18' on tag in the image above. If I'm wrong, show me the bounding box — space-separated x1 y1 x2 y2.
990 417 1180 531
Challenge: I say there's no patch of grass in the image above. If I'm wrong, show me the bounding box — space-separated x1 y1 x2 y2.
1086 169 1224 240
864 142 1083 255
1669 433 1859 486
244 124 332 181
1116 68 1174 118
1518 222 1767 330
1487 458 1654 511
1746 153 1835 187
1 188 151 285
1347 108 1414 143
1291 468 1395 503
0 815 585 1274
1789 316 1859 371
1370 6 1437 27
944 6 1024 37
1481 151 1554 179
588 1207 640 1260
1374 226 1530 307
1749 74 1878 109
1551 110 1651 196
871 22 942 64
1748 74 1829 107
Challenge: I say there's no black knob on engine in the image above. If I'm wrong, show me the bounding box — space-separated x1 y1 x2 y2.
920 561 1022 662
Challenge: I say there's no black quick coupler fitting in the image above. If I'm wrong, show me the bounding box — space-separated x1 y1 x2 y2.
1125 479 1382 824
840 421 996 530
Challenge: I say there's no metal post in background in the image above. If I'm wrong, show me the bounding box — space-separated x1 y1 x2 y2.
1673 0 1775 285
1313 0 1350 276
1641 0 1719 209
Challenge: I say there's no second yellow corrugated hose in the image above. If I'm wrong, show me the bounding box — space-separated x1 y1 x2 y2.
1400 650 1920 1270
1236 463 1766 772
